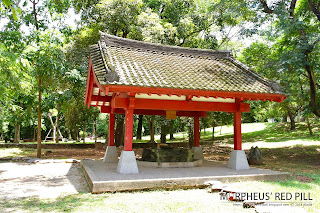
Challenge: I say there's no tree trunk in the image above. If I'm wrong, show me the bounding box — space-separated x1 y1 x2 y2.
92 121 97 143
37 76 42 158
306 117 313 136
83 124 86 144
94 123 97 143
160 124 167 143
160 133 166 143
305 54 320 117
14 122 20 143
136 115 143 140
203 127 206 135
92 123 95 141
68 129 72 141
287 107 296 131
115 116 124 147
147 116 155 143
33 126 36 142
169 120 174 140
55 112 60 144
33 0 41 158
75 128 79 142
122 31 128 38
212 126 215 140
188 125 194 148
281 114 287 122
170 132 174 140
150 123 155 142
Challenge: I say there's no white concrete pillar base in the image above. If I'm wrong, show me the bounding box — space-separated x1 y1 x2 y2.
103 146 118 163
227 150 250 170
117 151 139 174
192 146 204 160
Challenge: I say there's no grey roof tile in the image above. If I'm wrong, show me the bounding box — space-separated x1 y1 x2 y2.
89 32 283 95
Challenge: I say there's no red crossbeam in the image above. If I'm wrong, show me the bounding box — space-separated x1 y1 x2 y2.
100 106 207 117
106 85 285 103
90 95 112 102
111 97 250 113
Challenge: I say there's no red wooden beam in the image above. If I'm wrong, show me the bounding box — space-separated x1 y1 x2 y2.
100 106 207 117
105 85 286 103
91 70 106 95
90 95 112 102
85 58 108 108
87 71 94 109
84 59 92 106
112 97 250 113
108 113 115 146
233 99 242 150
124 108 134 151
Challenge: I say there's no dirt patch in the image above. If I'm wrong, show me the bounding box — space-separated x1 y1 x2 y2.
42 148 105 160
294 175 314 183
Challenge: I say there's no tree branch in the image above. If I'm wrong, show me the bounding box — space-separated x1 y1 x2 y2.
30 0 39 31
289 0 297 17
259 0 274 14
308 0 320 22
302 73 320 89
177 23 215 46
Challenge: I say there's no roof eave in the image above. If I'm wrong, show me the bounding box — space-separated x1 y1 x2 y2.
104 85 286 103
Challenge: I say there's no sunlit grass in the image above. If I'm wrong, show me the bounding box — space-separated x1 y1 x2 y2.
135 122 320 145
0 148 36 158
137 122 268 142
0 189 253 213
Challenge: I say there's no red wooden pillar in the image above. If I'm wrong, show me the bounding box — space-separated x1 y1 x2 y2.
108 113 115 146
233 99 242 150
194 115 200 147
124 108 134 151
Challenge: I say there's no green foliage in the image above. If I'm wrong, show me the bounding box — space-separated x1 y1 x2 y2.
65 26 101 71
96 0 143 37
129 8 178 44
64 99 100 140
238 0 320 119
0 0 21 20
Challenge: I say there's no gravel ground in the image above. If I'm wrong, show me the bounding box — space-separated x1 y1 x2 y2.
0 161 89 200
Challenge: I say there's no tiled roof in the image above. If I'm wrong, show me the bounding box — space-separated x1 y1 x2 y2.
89 32 283 95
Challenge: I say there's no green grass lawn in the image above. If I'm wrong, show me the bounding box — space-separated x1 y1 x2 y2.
136 122 320 145
1 178 319 212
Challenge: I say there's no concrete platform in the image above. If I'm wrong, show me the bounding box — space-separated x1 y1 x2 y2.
81 159 289 193
138 159 203 168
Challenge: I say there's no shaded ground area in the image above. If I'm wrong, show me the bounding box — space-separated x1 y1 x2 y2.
0 162 89 200
256 145 320 175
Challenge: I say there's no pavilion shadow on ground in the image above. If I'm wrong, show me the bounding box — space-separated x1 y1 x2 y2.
81 159 289 193
66 162 91 193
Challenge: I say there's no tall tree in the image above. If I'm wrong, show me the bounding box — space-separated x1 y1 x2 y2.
256 0 320 117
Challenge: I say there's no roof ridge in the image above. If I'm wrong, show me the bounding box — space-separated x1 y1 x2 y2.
99 31 231 58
